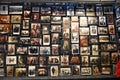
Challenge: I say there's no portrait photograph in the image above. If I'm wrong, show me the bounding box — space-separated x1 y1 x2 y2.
0 35 7 43
42 24 50 34
90 25 97 35
116 7 120 19
71 33 79 43
96 5 103 16
81 67 91 75
43 35 50 45
50 66 58 76
39 56 47 67
110 35 116 42
63 28 70 39
72 44 79 55
52 44 59 55
81 56 89 66
0 15 10 23
60 67 71 76
48 56 60 64
99 16 106 26
92 45 99 55
61 55 69 66
108 25 115 34
71 22 79 32
8 44 15 55
11 15 21 23
67 6 74 16
12 24 20 35
92 65 100 75
0 5 8 14
80 27 89 35
15 68 26 77
40 46 50 55
107 15 114 24
28 66 36 77
101 52 110 66
63 17 70 28
6 66 14 77
111 52 118 63
116 19 120 27
9 6 23 14
72 65 80 75
62 40 70 51
24 10 30 19
6 56 16 65
51 33 59 44
32 13 39 22
23 19 29 29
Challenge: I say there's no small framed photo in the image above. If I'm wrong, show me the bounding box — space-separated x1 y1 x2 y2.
6 56 17 65
71 22 79 32
67 6 74 16
23 19 30 29
51 33 59 44
0 68 4 77
51 25 61 32
62 40 70 51
40 46 50 55
0 53 4 67
32 7 39 12
28 46 39 55
80 36 88 46
88 17 98 24
41 7 51 15
8 44 15 55
100 44 107 51
111 52 118 63
32 13 39 22
62 28 70 39
0 24 11 34
52 44 59 55
70 56 80 65
21 30 29 36
60 67 71 76
90 25 97 35
61 55 69 66
80 47 90 55
99 16 106 26
12 24 20 35
116 19 120 27
41 16 50 23
63 17 70 28
16 46 27 54
0 35 7 43
101 52 110 66
96 5 103 16
8 36 18 43
9 6 23 14
86 12 95 16
98 27 108 34
19 37 30 44
31 23 41 37
102 67 111 75
81 67 92 75
75 8 85 16
71 33 79 43
0 44 6 53
51 17 62 24
38 68 48 76
43 35 50 45
6 66 14 77
72 65 80 75
104 6 113 14
11 15 21 23
72 44 79 55
0 5 8 14
107 15 114 24
81 56 89 66
18 55 26 66
15 68 26 77
80 27 89 35
108 25 115 34
24 10 30 19
80 17 88 26
116 7 120 19
50 66 58 76
107 44 117 51
39 56 47 67
71 16 78 22
48 56 60 64
92 65 100 75
110 35 116 42
90 56 100 65
99 35 109 42
92 45 99 55
31 38 42 45
0 15 10 23
28 66 36 77
27 56 38 65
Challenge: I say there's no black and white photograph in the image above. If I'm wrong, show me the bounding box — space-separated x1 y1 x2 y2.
67 6 74 16
72 65 80 75
75 8 85 16
0 5 8 14
71 33 79 43
52 45 59 55
32 7 39 12
40 46 50 55
99 16 106 26
13 24 20 35
101 52 110 66
28 66 36 77
104 6 113 14
41 7 51 15
9 6 23 14
72 44 79 55
88 17 98 24
28 46 39 55
116 7 120 19
19 37 30 44
96 5 103 16
98 27 108 34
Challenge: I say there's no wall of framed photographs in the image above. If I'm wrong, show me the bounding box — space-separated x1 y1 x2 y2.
0 1 120 79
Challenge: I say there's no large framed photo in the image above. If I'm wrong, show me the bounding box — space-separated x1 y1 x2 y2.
81 67 92 75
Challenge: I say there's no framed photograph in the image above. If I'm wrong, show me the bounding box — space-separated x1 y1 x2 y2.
71 33 79 43
107 44 117 51
90 56 100 65
96 5 103 16
80 47 90 55
108 25 115 34
28 46 39 55
9 6 23 14
43 35 50 45
81 56 89 66
0 35 7 43
70 56 80 65
31 23 41 37
0 53 4 67
90 25 97 35
100 44 107 51
40 46 50 55
51 33 59 44
0 44 6 53
75 9 85 16
23 20 29 29
11 15 21 23
71 22 79 32
63 17 70 28
41 16 50 23
19 37 30 44
80 27 89 35
48 56 60 64
111 52 118 63
80 17 88 26
0 24 11 34
28 66 36 77
67 6 74 16
38 68 48 76
6 56 16 65
80 36 88 46
72 65 80 75
60 67 71 76
104 6 113 14
0 68 4 77
88 17 98 24
0 5 8 14
107 15 114 24
81 67 92 75
16 46 27 54
42 24 50 34
12 24 20 35
71 16 78 22
72 44 79 55
92 45 99 55
61 55 69 66
102 67 111 75
32 13 39 22
0 15 10 23
24 10 30 19
21 30 29 36
51 25 61 32
32 7 39 12
15 68 26 77
18 55 26 66
27 56 38 65
86 12 95 16
41 7 51 15
92 65 100 75
99 16 106 26
86 4 95 12
62 39 70 51
116 7 120 19
31 38 42 45
116 19 120 27
98 27 108 34
99 35 109 42
50 66 58 76
63 28 70 39
6 66 14 77
39 56 47 67
51 17 62 24
110 35 116 42
52 44 59 55
8 36 18 43
8 44 15 55
101 52 110 66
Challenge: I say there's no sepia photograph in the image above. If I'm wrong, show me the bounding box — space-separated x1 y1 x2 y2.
102 67 111 75
23 19 29 29
70 56 80 65
0 24 11 34
51 33 59 44
92 65 100 75
80 47 90 55
52 44 59 55
41 16 50 23
61 55 69 66
18 55 26 66
72 65 80 75
80 17 88 26
101 52 110 66
31 38 41 45
0 35 7 43
80 36 88 46
60 67 71 76
71 16 78 22
90 56 100 65
63 17 70 28
81 67 91 75
62 28 70 39
43 35 50 45
75 8 85 16
71 33 79 43
28 66 36 77
24 10 31 19
108 25 115 34
111 52 118 63
9 6 23 14
27 56 38 65
88 17 98 24
15 68 26 77
38 68 48 76
51 25 61 32
21 30 29 36
0 15 10 23
0 53 4 67
11 15 21 23
17 46 27 54
8 44 15 55
62 39 70 51
92 45 99 55
6 56 16 65
32 13 39 22
42 24 50 34
81 56 89 66
107 44 117 51
0 68 4 76
8 36 18 43
72 44 79 55
39 56 47 67
99 36 109 42
12 24 20 35
71 22 79 32
98 27 108 34
107 15 114 24
49 56 60 64
51 17 62 24
6 66 14 77
50 66 58 76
